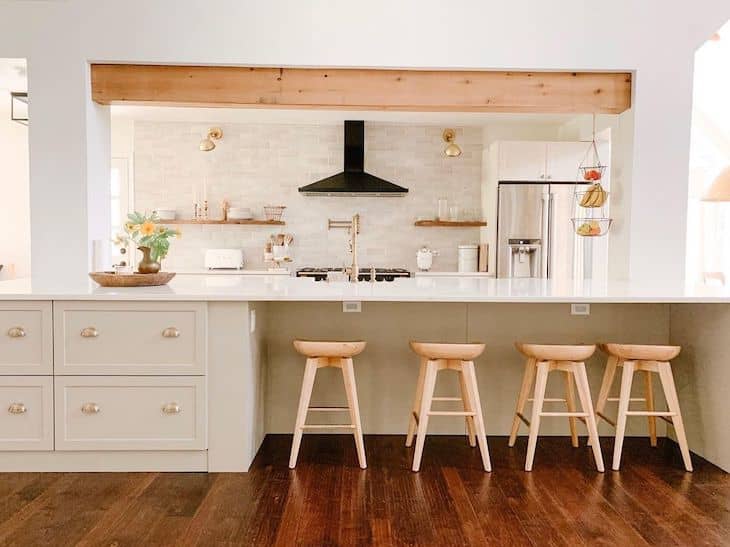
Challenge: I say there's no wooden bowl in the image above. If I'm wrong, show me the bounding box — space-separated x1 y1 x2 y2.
89 271 176 287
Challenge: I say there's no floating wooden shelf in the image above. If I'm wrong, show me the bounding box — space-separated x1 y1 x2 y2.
162 219 285 226
414 220 487 227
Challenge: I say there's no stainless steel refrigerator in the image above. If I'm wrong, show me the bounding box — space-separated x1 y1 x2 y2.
496 183 591 279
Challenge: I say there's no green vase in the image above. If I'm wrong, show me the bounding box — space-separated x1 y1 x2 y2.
137 246 161 274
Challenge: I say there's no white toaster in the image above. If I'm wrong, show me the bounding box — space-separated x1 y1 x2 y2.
205 249 244 270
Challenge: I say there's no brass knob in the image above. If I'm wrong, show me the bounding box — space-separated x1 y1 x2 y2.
81 402 100 415
7 327 26 338
8 403 27 415
80 327 99 338
161 402 181 415
162 327 180 338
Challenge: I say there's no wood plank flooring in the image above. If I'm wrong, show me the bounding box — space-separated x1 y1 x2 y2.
0 435 727 546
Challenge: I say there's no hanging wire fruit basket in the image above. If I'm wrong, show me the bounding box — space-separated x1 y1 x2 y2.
572 131 613 237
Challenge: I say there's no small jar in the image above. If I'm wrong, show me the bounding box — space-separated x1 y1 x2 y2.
437 198 448 221
457 244 479 273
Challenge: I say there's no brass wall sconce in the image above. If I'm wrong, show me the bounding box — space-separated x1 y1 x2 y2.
199 127 223 151
442 128 462 158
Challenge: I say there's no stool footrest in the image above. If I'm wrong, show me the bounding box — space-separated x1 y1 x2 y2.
539 412 589 417
431 397 463 402
606 397 646 403
596 411 617 427
301 424 356 429
308 406 349 412
624 411 676 417
428 410 476 417
528 397 566 403
516 412 531 427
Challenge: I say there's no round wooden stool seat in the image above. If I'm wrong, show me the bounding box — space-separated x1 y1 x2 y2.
599 343 680 362
409 341 485 361
293 340 366 358
515 343 596 362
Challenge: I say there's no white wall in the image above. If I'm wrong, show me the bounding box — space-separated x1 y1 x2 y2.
0 0 728 283
0 90 30 280
133 121 483 271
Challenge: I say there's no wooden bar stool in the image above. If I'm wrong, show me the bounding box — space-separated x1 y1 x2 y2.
509 343 604 472
595 343 692 471
289 340 367 469
406 341 491 472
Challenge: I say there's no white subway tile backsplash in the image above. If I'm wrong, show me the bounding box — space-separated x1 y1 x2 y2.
134 121 483 272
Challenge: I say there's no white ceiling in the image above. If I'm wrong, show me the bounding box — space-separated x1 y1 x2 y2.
0 58 27 92
111 105 583 126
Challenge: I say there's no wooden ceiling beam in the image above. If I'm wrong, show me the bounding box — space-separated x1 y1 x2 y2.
91 64 632 114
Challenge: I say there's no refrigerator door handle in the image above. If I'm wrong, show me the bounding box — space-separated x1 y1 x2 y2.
540 192 551 278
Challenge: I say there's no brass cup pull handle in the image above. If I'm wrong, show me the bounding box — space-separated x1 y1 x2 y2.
162 327 180 338
8 403 27 415
80 327 99 338
161 402 181 415
81 402 100 415
7 327 26 338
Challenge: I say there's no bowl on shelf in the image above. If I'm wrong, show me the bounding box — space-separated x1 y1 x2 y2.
263 205 286 222
154 209 176 221
571 217 612 237
228 207 253 220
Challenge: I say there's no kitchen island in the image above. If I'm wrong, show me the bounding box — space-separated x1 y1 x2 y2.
0 275 727 473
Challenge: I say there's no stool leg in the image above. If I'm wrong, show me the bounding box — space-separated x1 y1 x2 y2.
612 360 635 471
406 357 427 447
644 370 658 447
412 360 438 472
458 369 477 447
289 357 318 469
594 355 619 429
525 361 549 471
657 363 693 472
462 360 492 472
564 371 579 448
341 357 367 469
509 358 536 447
573 362 605 472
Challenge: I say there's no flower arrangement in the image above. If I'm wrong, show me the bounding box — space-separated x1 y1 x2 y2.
124 211 180 263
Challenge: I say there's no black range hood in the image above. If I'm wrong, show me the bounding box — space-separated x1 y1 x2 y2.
298 120 408 197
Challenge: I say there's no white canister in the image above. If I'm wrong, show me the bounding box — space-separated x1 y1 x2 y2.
457 244 479 273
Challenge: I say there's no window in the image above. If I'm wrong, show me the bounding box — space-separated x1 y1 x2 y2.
687 19 730 285
110 157 132 265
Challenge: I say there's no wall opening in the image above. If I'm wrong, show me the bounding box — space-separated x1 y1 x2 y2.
686 19 730 286
0 58 29 280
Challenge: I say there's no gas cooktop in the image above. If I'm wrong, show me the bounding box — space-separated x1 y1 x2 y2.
296 267 411 282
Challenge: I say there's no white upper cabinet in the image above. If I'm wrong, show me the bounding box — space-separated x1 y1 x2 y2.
497 141 547 181
496 141 588 182
545 141 589 181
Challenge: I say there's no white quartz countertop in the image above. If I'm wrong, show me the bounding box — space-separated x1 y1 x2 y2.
0 275 728 303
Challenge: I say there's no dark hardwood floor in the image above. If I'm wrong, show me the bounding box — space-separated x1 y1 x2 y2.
0 435 727 546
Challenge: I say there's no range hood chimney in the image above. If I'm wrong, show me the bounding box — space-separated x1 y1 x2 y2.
298 120 408 197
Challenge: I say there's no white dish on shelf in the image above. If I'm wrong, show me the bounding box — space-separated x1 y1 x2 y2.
154 209 176 221
228 207 253 220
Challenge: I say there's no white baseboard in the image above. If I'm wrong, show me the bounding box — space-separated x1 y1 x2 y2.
0 450 208 472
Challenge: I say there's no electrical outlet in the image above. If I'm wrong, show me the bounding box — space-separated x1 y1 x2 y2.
571 303 590 316
343 301 362 313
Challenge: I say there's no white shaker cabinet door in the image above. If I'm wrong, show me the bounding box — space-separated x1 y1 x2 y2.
0 302 53 375
54 375 206 451
54 301 207 375
497 141 547 181
0 376 54 450
545 141 589 181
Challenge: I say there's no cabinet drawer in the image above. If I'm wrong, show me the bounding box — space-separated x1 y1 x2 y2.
54 301 206 375
54 376 206 451
0 302 53 375
0 376 53 451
